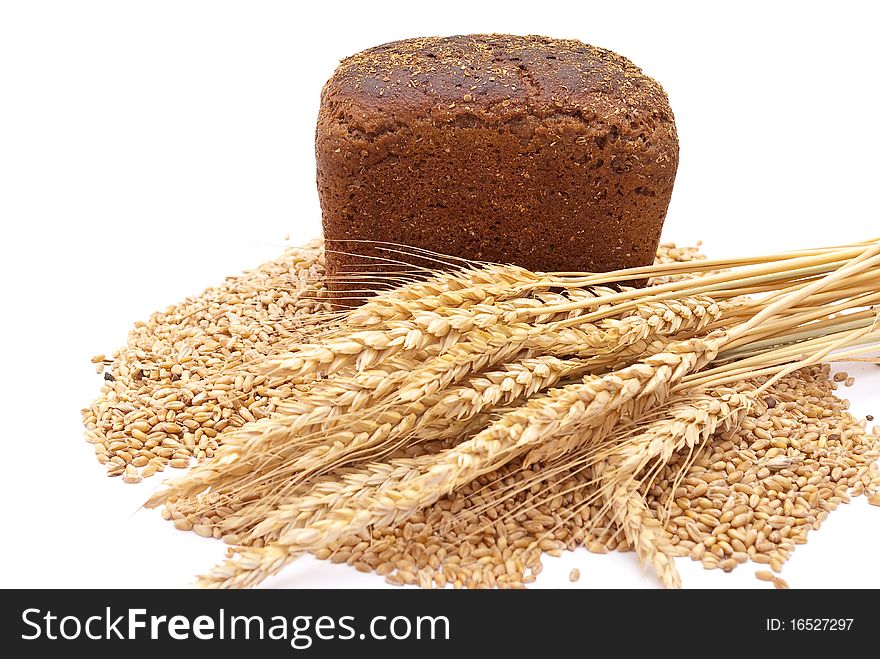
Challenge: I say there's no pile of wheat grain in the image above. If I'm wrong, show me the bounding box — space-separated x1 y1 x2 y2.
84 238 880 588
81 240 333 483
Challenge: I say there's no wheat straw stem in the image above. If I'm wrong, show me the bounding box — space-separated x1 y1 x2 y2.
727 244 880 340
721 314 877 362
525 247 873 319
548 241 874 282
683 325 880 390
721 292 880 353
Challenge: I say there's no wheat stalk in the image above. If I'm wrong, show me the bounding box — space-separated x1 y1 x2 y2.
394 297 728 403
520 332 725 466
261 275 736 385
166 238 880 587
198 545 292 589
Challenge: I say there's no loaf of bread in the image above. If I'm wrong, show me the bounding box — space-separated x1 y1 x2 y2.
317 35 678 294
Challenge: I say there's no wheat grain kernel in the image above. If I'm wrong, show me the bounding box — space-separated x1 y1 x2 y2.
773 577 789 589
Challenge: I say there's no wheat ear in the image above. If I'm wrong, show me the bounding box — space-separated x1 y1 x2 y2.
608 389 753 477
346 263 547 326
283 333 726 543
527 296 728 357
605 483 682 588
521 332 726 466
594 389 753 588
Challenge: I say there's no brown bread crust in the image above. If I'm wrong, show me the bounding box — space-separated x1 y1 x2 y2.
317 35 678 295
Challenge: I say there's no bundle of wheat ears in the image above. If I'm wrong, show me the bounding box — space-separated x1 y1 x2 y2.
95 236 880 588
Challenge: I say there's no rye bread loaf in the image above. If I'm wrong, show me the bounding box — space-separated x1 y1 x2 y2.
317 35 678 297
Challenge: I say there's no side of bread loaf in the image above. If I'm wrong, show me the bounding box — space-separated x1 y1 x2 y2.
317 34 678 295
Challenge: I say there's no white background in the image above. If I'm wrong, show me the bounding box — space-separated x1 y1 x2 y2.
1 0 878 589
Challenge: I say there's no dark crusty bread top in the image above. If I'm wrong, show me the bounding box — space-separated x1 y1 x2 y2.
320 34 674 134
